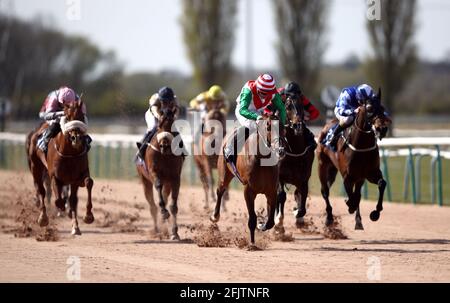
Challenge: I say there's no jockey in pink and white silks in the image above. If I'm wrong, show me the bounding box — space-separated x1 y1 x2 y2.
37 86 90 153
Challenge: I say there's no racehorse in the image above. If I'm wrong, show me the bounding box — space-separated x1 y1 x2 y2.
26 100 94 235
210 114 285 248
136 107 185 240
193 104 227 209
274 96 316 233
317 91 391 230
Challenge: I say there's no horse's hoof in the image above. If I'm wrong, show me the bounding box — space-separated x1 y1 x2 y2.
258 221 274 231
37 214 49 227
370 211 380 222
325 218 334 227
71 227 82 236
55 200 66 212
83 213 95 224
209 214 219 223
161 210 170 221
355 222 364 230
68 211 73 219
348 206 357 214
247 244 262 251
57 211 65 218
170 234 180 241
274 225 285 235
295 217 305 229
296 209 306 218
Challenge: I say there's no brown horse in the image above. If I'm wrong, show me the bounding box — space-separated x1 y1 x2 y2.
274 96 316 233
210 114 284 247
27 100 94 235
136 107 185 240
317 95 391 230
193 104 227 209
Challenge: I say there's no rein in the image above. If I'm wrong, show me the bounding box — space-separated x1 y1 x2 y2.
342 110 377 153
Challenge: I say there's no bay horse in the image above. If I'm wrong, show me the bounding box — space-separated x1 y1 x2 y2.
193 104 227 209
27 100 94 235
274 96 316 233
136 107 185 240
317 93 391 230
210 114 285 248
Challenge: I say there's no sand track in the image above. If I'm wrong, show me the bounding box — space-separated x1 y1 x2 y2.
1 170 450 282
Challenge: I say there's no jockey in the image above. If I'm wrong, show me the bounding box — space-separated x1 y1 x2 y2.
189 84 229 119
189 85 229 144
223 73 287 167
136 86 180 161
37 86 88 153
325 84 379 150
278 81 320 148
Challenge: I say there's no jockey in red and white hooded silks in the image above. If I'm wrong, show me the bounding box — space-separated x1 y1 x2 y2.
37 86 88 152
224 74 287 164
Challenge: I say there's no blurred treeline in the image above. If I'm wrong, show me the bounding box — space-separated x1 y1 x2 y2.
1 11 449 120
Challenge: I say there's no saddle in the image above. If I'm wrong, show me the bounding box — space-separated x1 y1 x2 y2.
322 122 339 146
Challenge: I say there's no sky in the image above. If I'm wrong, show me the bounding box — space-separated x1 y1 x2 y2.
2 0 450 75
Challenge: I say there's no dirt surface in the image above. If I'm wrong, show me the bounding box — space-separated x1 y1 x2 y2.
1 170 450 282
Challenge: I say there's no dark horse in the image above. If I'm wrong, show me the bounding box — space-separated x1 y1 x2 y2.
136 107 185 240
275 96 316 233
193 104 228 209
317 92 391 230
210 114 284 248
26 100 94 235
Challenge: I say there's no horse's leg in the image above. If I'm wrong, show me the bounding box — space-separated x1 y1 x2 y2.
294 181 309 228
155 178 170 220
259 191 276 232
244 186 258 246
32 163 48 227
367 170 386 222
140 175 159 234
169 178 181 241
353 180 365 230
44 173 52 206
83 177 95 224
208 163 217 205
196 158 210 209
69 184 81 235
210 156 234 223
343 176 357 214
51 177 65 218
319 160 338 226
274 183 286 234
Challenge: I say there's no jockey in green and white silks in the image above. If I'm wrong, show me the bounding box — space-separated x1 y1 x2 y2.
224 74 287 164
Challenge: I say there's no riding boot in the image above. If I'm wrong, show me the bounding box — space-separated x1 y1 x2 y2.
38 123 60 153
328 124 345 151
224 126 249 165
137 128 156 160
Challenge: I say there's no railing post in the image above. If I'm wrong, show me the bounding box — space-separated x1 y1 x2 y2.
408 147 417 204
415 154 424 203
431 156 437 204
436 145 443 207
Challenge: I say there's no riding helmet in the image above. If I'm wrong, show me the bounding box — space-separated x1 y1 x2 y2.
284 82 303 98
158 86 175 102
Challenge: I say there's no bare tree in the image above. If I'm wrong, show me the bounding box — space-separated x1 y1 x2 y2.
180 0 237 90
365 0 417 116
273 0 328 92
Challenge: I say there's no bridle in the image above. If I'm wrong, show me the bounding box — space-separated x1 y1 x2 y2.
283 96 314 157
